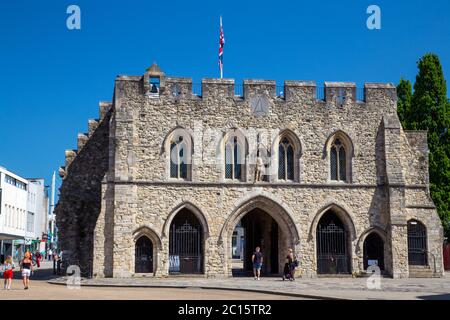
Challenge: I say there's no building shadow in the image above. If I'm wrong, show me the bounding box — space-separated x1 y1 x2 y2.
417 293 450 300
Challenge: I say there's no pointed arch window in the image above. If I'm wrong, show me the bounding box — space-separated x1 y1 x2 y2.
278 137 295 181
170 135 189 180
225 136 244 181
330 138 347 181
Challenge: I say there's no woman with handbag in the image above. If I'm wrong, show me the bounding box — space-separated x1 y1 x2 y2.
282 248 298 281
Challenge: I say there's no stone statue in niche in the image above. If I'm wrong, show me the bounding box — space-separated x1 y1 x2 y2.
254 133 269 182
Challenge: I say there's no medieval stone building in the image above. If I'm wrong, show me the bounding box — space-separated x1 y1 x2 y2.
55 64 444 279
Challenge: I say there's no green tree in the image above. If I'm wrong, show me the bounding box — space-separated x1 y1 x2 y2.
397 78 413 128
400 53 450 237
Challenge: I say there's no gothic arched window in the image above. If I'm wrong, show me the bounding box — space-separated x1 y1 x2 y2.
278 137 295 181
330 138 347 182
225 136 244 181
169 134 191 180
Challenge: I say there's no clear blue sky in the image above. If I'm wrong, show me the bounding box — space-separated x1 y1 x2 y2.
0 0 449 192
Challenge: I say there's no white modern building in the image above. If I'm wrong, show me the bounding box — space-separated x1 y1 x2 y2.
0 166 49 263
27 178 49 253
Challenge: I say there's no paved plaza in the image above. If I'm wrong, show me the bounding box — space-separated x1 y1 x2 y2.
48 274 450 300
2 262 449 300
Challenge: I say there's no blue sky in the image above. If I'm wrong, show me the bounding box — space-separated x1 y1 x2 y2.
0 0 449 192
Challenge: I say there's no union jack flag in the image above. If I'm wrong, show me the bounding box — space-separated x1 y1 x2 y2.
219 16 224 78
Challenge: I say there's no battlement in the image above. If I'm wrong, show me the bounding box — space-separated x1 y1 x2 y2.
117 72 396 105
59 101 113 179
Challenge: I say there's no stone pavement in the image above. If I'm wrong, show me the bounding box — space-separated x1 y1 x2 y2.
48 273 450 300
1 262 306 300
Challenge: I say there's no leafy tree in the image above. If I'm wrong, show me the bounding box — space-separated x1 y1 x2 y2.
397 78 413 128
398 53 450 237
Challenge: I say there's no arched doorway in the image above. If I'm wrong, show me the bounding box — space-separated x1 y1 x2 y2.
363 232 385 271
135 236 153 273
316 211 350 274
231 208 281 276
407 220 428 266
169 208 203 274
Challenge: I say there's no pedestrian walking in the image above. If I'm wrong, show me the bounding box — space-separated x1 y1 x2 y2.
20 251 34 290
282 248 298 281
35 251 41 268
251 247 263 280
52 252 58 275
56 253 62 275
2 256 15 290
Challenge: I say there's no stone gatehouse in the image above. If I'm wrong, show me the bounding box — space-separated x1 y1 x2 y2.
55 64 444 279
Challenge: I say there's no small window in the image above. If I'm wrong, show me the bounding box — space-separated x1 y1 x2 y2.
149 77 160 96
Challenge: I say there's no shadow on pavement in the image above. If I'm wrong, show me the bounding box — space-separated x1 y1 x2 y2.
417 293 450 300
12 262 60 281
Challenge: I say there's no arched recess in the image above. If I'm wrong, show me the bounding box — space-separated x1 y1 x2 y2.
271 129 302 182
315 211 351 274
162 126 194 181
407 219 428 266
308 203 357 242
220 194 300 276
363 232 385 271
323 130 354 183
355 226 387 254
132 226 162 275
356 227 388 272
163 202 209 275
309 203 356 275
163 202 209 239
218 128 249 182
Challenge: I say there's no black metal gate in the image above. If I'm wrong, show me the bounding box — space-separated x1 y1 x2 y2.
169 209 203 274
316 212 350 274
408 220 428 266
363 232 384 270
135 236 153 273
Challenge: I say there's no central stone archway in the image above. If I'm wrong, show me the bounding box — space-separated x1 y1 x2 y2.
220 194 300 276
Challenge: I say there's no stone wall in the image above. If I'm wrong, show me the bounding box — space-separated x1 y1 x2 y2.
57 70 444 278
55 103 112 275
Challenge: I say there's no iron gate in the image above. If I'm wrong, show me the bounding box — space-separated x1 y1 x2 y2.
408 220 428 266
316 213 350 274
169 211 203 274
135 236 153 273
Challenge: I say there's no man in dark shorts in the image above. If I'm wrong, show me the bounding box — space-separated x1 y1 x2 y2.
252 247 263 280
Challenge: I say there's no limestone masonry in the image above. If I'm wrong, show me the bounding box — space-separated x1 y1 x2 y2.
55 64 444 279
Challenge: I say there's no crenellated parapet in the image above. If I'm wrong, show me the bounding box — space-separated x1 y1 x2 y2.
59 101 113 179
64 149 77 170
132 69 396 109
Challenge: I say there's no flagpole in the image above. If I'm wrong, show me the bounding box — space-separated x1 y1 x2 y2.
220 15 223 79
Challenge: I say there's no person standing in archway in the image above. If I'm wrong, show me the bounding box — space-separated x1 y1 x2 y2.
283 248 298 281
252 247 263 280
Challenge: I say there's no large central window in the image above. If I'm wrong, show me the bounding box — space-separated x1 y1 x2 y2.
278 137 295 181
225 136 242 180
166 128 193 180
170 136 188 179
222 129 247 182
276 130 301 182
326 131 353 183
